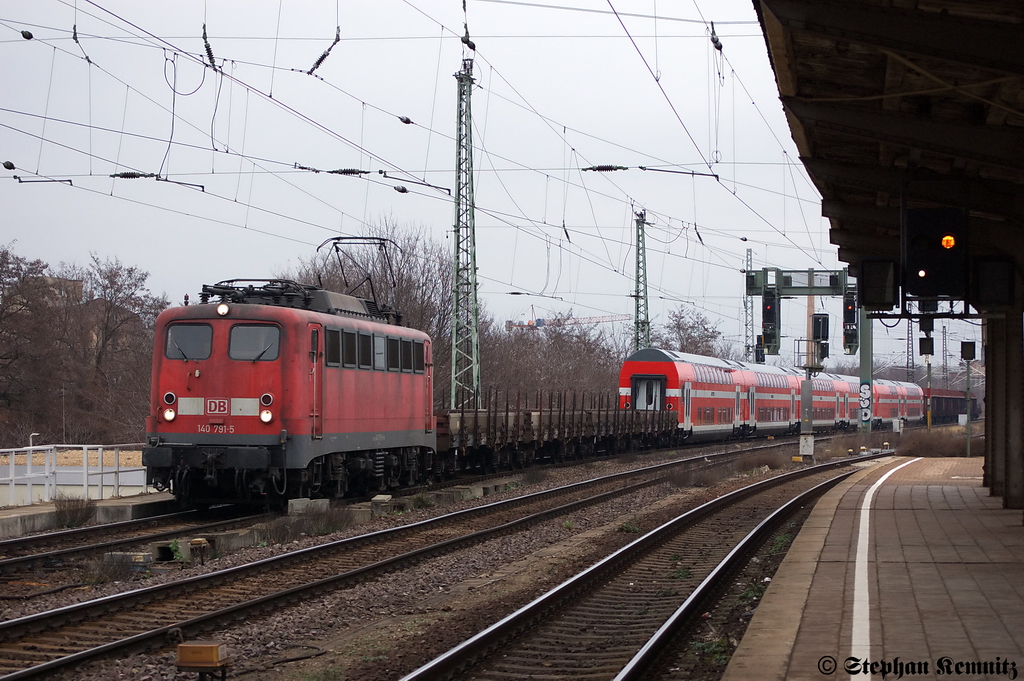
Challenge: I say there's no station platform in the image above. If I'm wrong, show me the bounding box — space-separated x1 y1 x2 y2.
0 492 177 538
724 456 1024 680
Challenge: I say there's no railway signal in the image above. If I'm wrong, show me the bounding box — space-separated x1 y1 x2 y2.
902 207 968 298
842 288 859 354
761 286 780 355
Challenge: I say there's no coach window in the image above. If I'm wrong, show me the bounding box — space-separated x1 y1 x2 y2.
387 337 401 371
229 325 280 361
325 329 341 367
374 336 387 371
357 333 373 369
413 341 425 373
342 331 357 368
165 324 212 360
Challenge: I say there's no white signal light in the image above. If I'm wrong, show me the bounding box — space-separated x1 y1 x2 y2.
216 303 230 316
163 408 177 422
260 409 274 423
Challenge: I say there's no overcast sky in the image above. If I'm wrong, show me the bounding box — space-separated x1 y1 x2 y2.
0 0 981 375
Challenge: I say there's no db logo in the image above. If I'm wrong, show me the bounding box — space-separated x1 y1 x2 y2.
206 398 229 415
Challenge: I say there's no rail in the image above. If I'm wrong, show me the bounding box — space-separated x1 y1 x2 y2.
0 443 148 507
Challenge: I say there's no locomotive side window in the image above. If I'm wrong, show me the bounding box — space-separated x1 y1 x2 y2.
373 336 387 370
387 337 401 371
357 333 372 369
165 324 212 360
413 341 425 373
343 331 357 367
229 325 280 361
401 339 413 372
325 329 341 367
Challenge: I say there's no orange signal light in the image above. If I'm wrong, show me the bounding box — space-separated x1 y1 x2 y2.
941 234 956 249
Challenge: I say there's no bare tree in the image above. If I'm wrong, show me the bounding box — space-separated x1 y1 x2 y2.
53 255 167 443
481 313 624 399
826 358 860 377
0 246 58 445
650 306 724 357
0 247 167 447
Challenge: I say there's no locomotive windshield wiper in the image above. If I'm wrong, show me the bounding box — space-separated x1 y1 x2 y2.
252 343 274 362
172 340 191 360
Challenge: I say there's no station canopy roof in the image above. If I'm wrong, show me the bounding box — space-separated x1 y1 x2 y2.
753 0 1024 277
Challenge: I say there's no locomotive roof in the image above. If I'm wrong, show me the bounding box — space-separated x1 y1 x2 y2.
625 348 921 391
200 279 396 323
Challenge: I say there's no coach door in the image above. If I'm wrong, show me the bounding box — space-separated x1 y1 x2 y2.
748 387 756 427
684 382 692 428
633 376 665 411
734 387 742 429
309 324 324 439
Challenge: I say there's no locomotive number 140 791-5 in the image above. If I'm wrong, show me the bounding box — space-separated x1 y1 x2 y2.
197 424 235 434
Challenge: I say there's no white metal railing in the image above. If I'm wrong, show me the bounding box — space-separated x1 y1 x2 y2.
0 443 148 507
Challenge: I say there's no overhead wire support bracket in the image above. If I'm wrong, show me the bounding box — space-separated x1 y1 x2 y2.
157 176 205 192
379 169 451 195
639 166 719 180
12 176 72 186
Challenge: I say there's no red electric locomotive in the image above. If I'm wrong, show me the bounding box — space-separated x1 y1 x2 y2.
618 348 931 439
142 280 441 506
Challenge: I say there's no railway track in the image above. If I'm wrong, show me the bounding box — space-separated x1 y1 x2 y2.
399 459 864 680
0 437 803 586
0 509 267 578
0 445 814 679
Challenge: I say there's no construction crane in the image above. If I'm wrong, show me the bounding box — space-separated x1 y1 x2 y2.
506 311 631 330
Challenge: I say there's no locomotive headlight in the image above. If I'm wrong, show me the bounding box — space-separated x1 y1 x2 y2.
163 392 177 405
163 407 177 422
216 302 230 316
260 409 274 423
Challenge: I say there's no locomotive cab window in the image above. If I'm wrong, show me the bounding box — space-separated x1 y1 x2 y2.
229 325 280 361
165 324 212 360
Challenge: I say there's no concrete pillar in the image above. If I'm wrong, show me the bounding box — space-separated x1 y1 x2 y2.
1004 308 1024 509
986 316 1006 495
